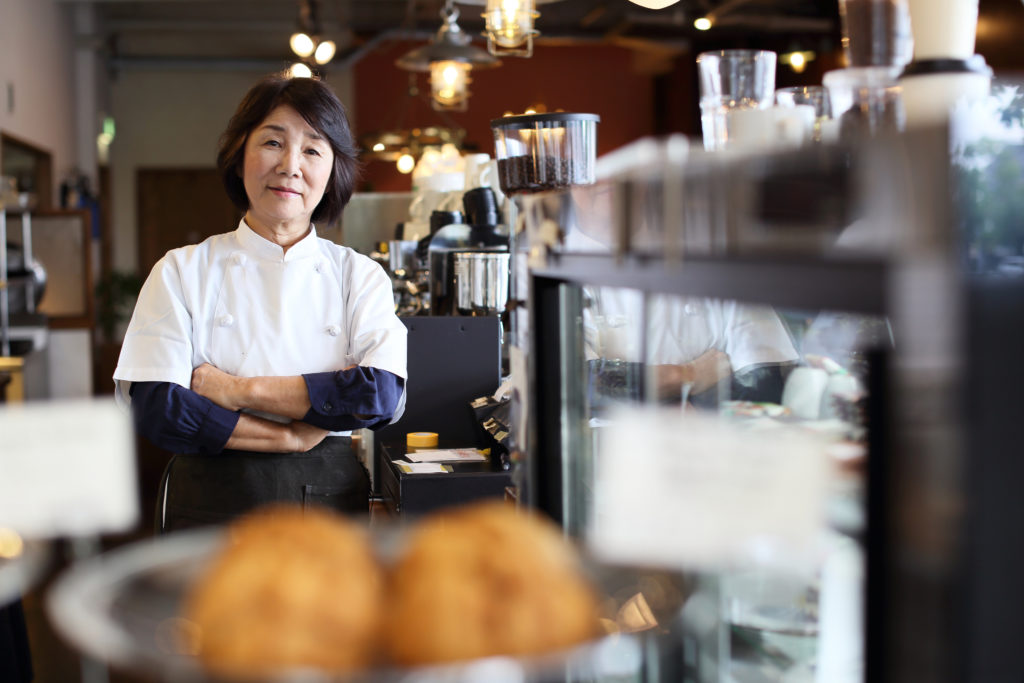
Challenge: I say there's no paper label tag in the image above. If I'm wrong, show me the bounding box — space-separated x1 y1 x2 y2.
405 448 487 463
587 408 829 570
393 461 451 474
0 399 138 538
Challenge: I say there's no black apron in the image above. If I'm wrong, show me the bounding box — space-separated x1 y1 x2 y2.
0 600 32 683
157 436 368 533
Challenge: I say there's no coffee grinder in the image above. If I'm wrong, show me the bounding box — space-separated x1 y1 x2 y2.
488 112 600 504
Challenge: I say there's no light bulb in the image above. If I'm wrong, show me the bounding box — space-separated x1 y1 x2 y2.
0 528 23 559
289 32 315 58
314 40 336 65
372 142 385 152
628 0 681 8
694 17 712 30
430 60 470 109
484 0 537 51
397 154 416 174
289 62 313 79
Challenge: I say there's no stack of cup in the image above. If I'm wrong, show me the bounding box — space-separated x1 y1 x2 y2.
898 0 991 128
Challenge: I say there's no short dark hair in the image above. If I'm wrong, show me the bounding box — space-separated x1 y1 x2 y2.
216 73 361 226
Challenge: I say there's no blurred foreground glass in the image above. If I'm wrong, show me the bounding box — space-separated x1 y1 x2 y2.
776 86 833 143
824 67 904 143
697 49 777 151
838 0 913 68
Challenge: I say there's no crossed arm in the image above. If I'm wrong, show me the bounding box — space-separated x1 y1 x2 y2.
129 364 404 455
190 363 332 452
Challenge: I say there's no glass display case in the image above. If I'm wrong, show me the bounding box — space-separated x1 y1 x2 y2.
515 126 969 682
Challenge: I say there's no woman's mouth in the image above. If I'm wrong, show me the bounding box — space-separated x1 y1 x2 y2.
269 186 301 198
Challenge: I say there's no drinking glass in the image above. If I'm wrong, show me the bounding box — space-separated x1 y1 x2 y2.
697 49 777 151
838 0 913 69
775 86 833 142
823 67 904 142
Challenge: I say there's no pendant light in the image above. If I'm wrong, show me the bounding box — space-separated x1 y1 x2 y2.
459 0 563 58
288 0 337 73
360 75 467 174
627 0 681 8
483 0 539 57
396 1 500 112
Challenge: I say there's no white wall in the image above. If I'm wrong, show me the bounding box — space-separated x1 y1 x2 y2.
0 0 77 201
108 68 354 274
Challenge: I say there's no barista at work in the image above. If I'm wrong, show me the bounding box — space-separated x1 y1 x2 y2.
113 73 407 530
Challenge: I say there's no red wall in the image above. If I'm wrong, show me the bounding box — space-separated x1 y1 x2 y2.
351 40 657 192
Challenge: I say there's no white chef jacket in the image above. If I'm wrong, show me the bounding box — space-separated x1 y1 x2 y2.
584 288 797 372
114 220 407 428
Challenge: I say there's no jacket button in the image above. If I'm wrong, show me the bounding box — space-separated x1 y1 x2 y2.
326 325 340 336
322 402 333 412
233 253 245 266
218 314 234 327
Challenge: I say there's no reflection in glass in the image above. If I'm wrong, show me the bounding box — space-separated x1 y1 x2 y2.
952 81 1024 278
561 281 892 682
583 289 799 412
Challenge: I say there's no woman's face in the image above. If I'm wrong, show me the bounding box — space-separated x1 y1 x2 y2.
242 104 334 237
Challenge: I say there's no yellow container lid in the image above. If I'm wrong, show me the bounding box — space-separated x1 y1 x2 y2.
406 431 439 448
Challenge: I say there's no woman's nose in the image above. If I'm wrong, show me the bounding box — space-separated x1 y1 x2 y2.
277 148 301 176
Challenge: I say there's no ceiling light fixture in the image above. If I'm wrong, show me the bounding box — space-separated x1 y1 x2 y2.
359 76 467 173
459 0 564 58
288 0 336 69
290 32 316 58
313 40 336 65
627 0 682 8
694 16 712 30
483 0 539 57
289 62 313 78
780 50 816 73
396 0 500 112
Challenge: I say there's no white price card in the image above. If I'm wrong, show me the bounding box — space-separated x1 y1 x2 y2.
587 408 830 570
393 461 450 474
0 399 138 538
405 448 487 463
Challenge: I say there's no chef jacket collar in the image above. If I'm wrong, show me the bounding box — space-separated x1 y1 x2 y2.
235 219 321 262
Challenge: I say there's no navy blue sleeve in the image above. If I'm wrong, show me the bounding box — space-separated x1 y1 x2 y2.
128 381 239 454
302 367 404 432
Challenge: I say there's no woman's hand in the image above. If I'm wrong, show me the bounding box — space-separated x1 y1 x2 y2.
288 421 330 453
655 349 732 400
224 413 329 453
191 363 247 411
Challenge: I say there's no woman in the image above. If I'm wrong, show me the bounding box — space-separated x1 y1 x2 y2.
114 73 407 531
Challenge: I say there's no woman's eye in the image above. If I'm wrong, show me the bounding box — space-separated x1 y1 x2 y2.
263 139 281 148
305 148 322 156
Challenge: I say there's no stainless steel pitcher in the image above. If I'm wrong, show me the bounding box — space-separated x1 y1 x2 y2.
453 251 510 315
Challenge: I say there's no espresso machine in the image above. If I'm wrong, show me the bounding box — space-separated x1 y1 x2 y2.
385 238 430 317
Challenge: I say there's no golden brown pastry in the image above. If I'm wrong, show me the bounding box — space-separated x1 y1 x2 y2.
383 500 601 665
182 504 384 678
